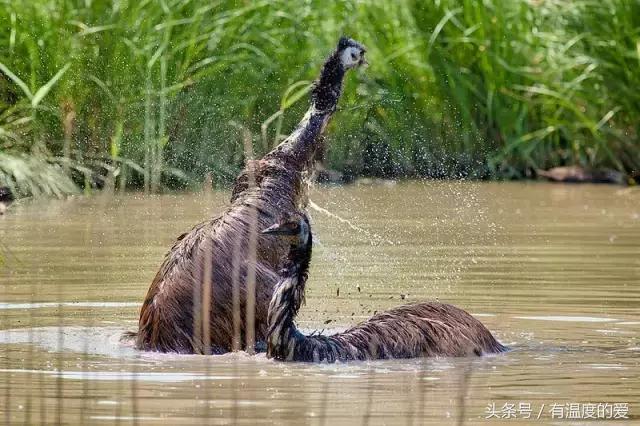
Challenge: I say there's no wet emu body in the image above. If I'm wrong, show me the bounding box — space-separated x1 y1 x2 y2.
134 38 366 353
264 214 508 362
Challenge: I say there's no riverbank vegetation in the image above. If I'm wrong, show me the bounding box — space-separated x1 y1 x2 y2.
1 0 638 196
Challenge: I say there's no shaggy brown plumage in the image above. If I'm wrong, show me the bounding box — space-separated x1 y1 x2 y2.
133 37 367 353
265 214 508 362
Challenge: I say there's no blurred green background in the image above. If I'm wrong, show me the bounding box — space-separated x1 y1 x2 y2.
1 0 638 196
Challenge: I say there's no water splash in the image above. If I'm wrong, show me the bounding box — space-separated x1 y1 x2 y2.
308 199 396 246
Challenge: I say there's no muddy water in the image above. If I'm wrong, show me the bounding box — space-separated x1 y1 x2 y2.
0 181 638 425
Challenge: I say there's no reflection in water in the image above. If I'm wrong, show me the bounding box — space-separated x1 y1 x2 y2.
0 182 638 424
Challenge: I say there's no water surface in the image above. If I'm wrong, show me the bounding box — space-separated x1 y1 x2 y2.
1 181 638 424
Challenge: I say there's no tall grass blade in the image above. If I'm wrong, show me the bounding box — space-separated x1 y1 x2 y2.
31 63 71 108
0 62 33 100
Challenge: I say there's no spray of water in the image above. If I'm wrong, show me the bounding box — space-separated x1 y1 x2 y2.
308 199 397 246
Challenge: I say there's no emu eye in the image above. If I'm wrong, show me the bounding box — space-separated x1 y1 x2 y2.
286 222 298 231
351 52 358 60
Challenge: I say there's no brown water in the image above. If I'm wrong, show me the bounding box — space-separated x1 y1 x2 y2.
0 181 638 425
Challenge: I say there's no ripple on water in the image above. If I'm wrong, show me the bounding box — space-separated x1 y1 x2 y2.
0 326 137 358
0 302 139 310
0 325 502 381
0 369 235 382
513 315 618 323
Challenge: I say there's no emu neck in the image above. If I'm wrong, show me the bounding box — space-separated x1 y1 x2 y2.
311 53 346 112
267 234 312 360
281 237 312 319
264 52 347 171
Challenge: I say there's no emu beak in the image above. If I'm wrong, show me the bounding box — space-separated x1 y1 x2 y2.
261 223 296 236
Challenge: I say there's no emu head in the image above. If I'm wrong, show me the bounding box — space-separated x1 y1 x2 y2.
337 36 367 69
261 212 310 249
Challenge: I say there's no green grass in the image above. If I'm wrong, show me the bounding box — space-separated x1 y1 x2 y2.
0 0 638 195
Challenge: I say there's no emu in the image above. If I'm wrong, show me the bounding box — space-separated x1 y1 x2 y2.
263 213 508 362
134 37 367 353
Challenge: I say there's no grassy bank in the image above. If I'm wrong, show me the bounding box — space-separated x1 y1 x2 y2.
0 0 638 196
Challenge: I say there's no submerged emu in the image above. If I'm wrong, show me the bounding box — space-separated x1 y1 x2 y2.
134 37 367 353
263 214 508 362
